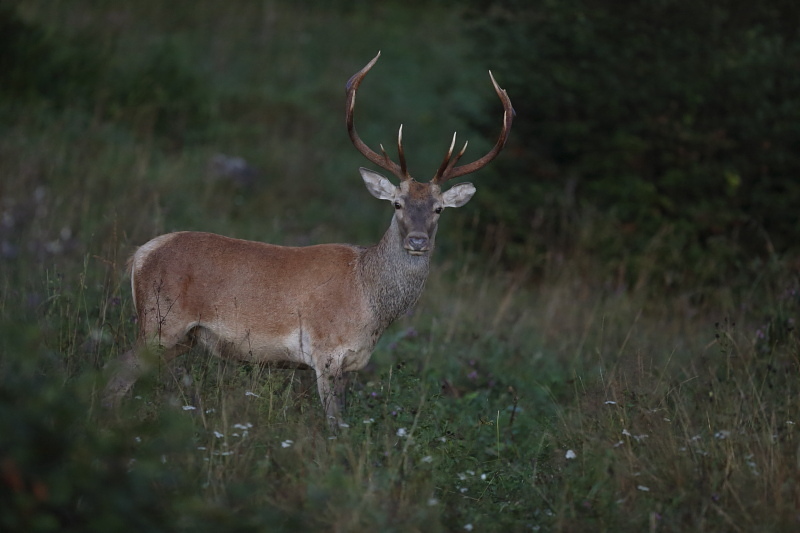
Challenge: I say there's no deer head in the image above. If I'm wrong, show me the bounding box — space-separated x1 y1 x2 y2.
346 52 515 255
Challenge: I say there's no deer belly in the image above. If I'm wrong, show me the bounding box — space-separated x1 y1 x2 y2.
193 321 313 367
192 317 376 372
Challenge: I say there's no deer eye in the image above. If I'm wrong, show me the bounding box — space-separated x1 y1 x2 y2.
434 206 443 214
394 202 402 210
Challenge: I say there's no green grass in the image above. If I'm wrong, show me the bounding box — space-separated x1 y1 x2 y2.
2 1 799 532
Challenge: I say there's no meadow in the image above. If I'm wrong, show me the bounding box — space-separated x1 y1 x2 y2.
2 2 799 531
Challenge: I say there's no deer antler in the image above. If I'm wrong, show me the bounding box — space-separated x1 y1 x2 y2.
347 53 515 184
346 52 411 182
432 71 515 184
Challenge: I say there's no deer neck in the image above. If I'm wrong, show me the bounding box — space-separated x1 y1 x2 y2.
361 216 432 329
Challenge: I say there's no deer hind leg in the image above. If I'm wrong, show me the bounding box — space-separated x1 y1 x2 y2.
102 332 193 408
314 354 349 431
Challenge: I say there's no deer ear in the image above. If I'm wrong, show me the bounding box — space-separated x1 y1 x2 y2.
441 182 476 208
360 168 397 201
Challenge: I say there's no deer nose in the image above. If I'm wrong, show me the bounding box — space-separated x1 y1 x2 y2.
405 233 429 252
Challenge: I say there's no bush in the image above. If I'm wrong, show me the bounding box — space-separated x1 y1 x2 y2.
0 4 212 144
466 0 800 288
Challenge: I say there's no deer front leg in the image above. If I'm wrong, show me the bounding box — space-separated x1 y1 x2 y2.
314 355 349 431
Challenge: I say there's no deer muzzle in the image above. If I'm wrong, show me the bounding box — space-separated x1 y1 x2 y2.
404 233 430 254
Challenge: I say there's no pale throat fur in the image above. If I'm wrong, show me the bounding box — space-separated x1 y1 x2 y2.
359 214 431 334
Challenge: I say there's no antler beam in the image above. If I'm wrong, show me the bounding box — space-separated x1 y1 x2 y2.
346 52 411 182
432 71 515 184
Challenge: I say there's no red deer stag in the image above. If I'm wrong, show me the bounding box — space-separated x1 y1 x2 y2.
103 52 514 428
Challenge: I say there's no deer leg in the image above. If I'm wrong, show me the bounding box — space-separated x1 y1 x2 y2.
102 342 145 408
315 355 349 431
102 338 191 408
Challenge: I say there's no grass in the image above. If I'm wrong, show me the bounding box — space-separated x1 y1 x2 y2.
2 1 800 532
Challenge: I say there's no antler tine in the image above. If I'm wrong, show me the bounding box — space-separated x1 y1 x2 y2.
438 138 469 182
346 52 410 181
433 133 470 183
433 132 457 182
432 70 515 184
397 125 408 178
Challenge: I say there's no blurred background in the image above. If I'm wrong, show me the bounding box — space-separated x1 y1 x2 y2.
4 0 798 299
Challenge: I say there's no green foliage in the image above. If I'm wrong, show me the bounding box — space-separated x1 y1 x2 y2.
0 322 174 532
466 0 800 290
0 3 212 143
0 3 105 107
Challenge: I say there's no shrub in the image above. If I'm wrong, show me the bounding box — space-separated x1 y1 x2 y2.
465 0 800 289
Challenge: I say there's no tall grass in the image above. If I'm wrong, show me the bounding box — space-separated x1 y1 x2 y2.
2 1 799 531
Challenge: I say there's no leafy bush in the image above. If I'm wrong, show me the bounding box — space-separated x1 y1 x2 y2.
466 0 800 288
0 323 173 531
0 4 103 106
0 4 211 143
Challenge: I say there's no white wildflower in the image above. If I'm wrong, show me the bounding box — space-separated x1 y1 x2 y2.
213 430 224 439
745 454 759 475
281 440 294 448
622 429 648 442
396 427 408 437
604 400 617 405
233 423 253 430
565 449 577 460
182 405 196 411
214 451 234 456
714 430 731 440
